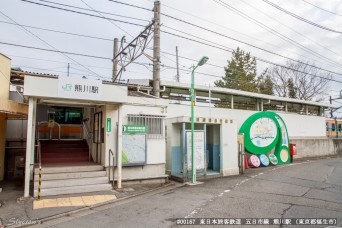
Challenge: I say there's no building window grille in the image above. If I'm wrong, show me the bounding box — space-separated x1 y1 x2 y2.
127 114 164 139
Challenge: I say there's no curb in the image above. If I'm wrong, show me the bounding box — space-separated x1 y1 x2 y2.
21 181 185 227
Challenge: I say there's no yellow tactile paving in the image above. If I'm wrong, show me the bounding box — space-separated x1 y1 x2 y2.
33 194 117 209
43 199 58 208
57 198 72 207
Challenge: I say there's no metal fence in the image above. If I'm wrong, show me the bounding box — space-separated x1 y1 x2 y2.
127 114 164 139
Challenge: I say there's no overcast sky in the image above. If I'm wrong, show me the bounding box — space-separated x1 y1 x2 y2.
0 0 342 108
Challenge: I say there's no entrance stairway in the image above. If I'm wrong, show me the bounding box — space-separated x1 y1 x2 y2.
34 140 112 197
40 140 90 163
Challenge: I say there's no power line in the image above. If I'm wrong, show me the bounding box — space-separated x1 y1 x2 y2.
263 0 342 34
161 1 342 71
214 0 342 71
161 30 342 84
301 0 342 17
148 0 324 65
19 0 342 73
0 41 112 60
163 24 342 77
37 0 149 22
0 20 113 41
20 0 146 27
0 10 106 79
79 0 134 38
240 0 342 63
109 0 342 71
107 0 151 11
4 36 341 85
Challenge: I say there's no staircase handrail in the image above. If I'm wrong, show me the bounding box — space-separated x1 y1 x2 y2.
38 140 42 168
37 121 61 140
109 149 115 189
82 119 94 161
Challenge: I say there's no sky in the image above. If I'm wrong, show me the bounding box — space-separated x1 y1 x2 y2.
0 0 342 112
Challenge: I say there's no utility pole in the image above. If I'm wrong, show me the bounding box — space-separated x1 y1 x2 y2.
67 63 70 77
176 46 180 82
112 38 119 82
152 1 161 97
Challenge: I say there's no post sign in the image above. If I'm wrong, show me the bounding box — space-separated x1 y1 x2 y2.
123 125 148 134
58 76 102 100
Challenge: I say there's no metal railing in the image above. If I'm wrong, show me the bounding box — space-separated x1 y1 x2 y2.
36 140 42 200
82 120 93 162
37 121 61 140
108 149 115 189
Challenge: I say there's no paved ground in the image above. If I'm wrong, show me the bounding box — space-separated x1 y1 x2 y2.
0 157 342 227
0 179 170 227
23 156 342 228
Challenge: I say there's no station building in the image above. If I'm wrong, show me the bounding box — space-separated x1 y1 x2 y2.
0 54 336 198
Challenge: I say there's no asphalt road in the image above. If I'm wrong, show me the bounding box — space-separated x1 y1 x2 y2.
35 156 342 228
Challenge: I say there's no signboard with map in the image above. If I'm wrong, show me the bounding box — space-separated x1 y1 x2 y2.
122 126 147 166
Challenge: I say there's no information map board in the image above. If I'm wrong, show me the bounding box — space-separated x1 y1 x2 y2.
122 125 147 166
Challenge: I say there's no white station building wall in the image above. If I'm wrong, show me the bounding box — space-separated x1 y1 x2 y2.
166 103 326 137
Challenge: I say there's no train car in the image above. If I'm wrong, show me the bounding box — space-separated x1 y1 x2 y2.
326 118 342 137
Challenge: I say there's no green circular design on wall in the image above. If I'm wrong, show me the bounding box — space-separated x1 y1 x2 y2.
239 112 280 155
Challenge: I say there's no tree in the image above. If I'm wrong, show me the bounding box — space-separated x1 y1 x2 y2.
257 69 274 95
287 78 296 99
270 60 331 101
215 47 258 93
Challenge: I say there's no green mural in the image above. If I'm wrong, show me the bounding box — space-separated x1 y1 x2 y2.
239 111 290 164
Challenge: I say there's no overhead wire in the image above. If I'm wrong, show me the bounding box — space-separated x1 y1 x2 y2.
17 0 342 75
37 0 150 22
160 31 342 84
107 0 342 73
240 0 342 62
0 20 113 41
20 0 146 28
301 0 342 17
6 0 342 88
79 0 134 38
213 0 342 70
0 10 106 79
163 24 342 77
263 0 342 34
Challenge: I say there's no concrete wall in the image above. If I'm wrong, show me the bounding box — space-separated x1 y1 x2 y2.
292 138 342 159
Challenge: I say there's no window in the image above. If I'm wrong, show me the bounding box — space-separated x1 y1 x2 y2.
53 107 83 124
127 114 164 139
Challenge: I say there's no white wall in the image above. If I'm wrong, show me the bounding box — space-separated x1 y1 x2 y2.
24 76 128 103
166 104 326 137
221 122 239 176
121 104 166 165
